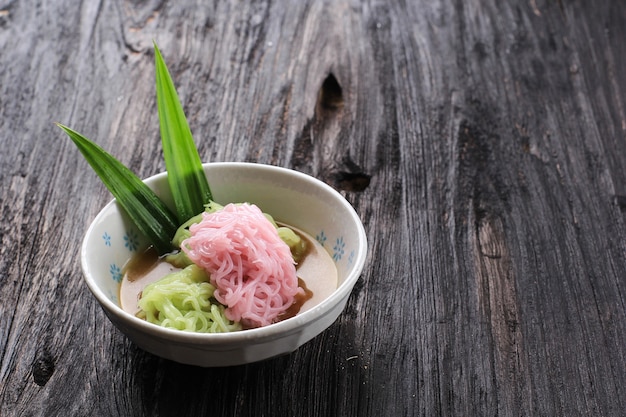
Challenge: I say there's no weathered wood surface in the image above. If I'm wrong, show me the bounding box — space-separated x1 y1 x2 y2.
1 0 625 415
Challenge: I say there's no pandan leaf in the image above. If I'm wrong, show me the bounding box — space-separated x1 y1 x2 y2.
154 42 212 224
56 123 178 255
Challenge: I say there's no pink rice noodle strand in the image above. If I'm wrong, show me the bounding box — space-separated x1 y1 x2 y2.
182 203 301 328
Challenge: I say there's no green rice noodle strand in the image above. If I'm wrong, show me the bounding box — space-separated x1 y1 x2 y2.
277 226 307 263
138 264 242 333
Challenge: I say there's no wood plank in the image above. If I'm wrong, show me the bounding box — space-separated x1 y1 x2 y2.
0 0 624 415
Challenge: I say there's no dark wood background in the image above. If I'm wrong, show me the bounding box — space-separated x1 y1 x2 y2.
1 0 625 415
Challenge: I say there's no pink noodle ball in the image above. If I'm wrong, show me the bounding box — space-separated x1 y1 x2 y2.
182 203 301 328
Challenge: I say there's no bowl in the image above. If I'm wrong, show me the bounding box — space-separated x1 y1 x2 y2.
81 162 367 367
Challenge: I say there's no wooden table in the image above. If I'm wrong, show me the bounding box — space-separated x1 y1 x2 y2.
1 0 625 415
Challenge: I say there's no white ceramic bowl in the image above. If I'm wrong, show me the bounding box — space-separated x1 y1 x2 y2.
81 162 367 367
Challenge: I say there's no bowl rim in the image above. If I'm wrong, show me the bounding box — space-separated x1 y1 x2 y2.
81 162 368 344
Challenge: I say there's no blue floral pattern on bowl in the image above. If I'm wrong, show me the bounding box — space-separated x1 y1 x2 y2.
109 263 122 283
100 226 147 286
124 230 140 252
316 230 353 269
347 250 355 266
316 230 327 247
332 236 345 261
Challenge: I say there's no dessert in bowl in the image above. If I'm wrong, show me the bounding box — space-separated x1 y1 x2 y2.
81 162 367 367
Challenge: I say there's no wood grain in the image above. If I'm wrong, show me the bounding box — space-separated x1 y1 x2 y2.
1 0 624 415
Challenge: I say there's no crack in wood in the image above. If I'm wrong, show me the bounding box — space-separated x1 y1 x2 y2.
331 171 371 192
32 351 55 386
317 73 344 111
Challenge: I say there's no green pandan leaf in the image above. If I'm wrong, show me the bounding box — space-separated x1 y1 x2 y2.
154 42 212 224
56 124 178 255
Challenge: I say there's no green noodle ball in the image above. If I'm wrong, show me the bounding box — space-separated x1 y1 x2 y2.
277 226 308 263
138 264 241 333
